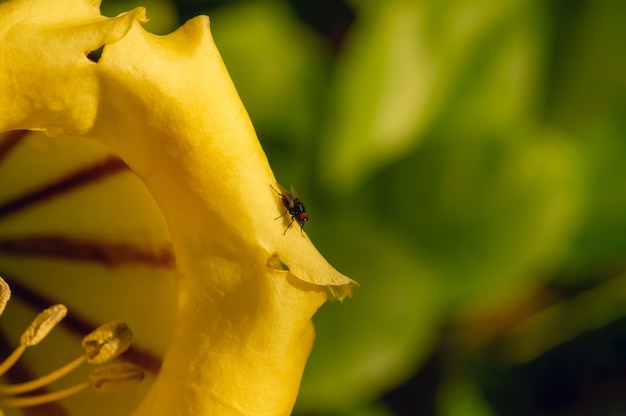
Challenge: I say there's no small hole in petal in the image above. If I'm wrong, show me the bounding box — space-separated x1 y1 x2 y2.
267 253 290 271
87 45 105 63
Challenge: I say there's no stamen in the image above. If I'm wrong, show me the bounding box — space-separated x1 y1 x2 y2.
0 304 67 377
0 278 142 409
89 363 145 392
0 355 86 395
0 381 90 407
0 364 145 408
0 346 25 379
0 320 134 397
82 320 132 364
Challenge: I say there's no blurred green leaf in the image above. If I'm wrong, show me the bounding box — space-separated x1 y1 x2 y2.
499 273 626 362
295 211 442 413
548 0 626 129
368 127 584 307
438 373 495 416
545 0 626 279
209 0 328 160
560 122 626 278
319 0 547 192
331 401 397 416
319 0 434 192
101 0 178 34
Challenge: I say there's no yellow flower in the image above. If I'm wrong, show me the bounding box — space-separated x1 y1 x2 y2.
0 0 358 414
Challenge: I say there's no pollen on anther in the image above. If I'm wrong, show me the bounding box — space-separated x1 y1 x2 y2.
89 363 145 392
20 304 67 346
82 321 132 364
0 276 10 316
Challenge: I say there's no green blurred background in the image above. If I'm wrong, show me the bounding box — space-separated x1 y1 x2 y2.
103 0 626 414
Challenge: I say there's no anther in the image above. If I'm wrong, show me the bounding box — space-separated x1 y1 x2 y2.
20 304 67 347
82 320 132 364
0 276 10 316
89 363 145 392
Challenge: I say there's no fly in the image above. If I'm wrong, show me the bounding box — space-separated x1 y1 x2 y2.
271 183 309 236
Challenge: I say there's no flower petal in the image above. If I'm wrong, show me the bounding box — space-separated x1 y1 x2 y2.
0 0 147 135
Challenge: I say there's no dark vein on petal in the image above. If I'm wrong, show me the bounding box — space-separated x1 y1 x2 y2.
0 130 29 164
0 330 69 416
0 235 175 268
0 156 129 221
0 271 163 375
120 344 164 376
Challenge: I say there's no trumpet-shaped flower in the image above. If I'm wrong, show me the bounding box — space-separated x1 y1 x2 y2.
0 0 358 414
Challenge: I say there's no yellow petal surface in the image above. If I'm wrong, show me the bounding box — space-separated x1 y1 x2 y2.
0 0 147 136
0 0 358 414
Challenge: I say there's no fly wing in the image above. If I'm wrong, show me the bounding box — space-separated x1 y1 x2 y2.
272 182 290 196
289 185 302 200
